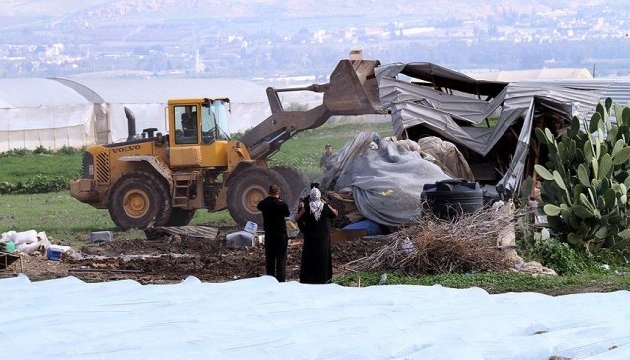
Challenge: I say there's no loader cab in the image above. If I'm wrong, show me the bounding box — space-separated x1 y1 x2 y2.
168 97 233 168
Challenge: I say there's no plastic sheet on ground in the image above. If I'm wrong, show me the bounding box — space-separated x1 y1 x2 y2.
1 275 629 359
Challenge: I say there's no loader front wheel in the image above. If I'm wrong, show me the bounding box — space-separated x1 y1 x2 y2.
108 171 171 230
227 167 293 227
165 208 197 226
272 165 310 211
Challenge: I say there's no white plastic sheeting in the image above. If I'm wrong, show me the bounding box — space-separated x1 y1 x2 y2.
69 78 271 142
0 77 270 151
0 78 95 152
466 68 593 82
1 274 630 359
0 106 94 151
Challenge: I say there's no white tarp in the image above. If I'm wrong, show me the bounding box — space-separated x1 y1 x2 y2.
1 274 630 359
0 105 95 151
319 132 450 226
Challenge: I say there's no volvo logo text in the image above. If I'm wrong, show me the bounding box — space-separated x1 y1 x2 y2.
112 145 141 153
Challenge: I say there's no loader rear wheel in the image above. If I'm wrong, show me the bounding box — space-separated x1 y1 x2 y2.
227 167 293 227
166 208 197 226
108 171 171 230
271 165 310 210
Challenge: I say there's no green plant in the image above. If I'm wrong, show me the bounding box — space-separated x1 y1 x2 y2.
535 98 630 254
588 248 630 267
33 145 51 155
58 145 82 155
0 175 70 195
1 148 30 157
0 150 82 194
530 229 586 275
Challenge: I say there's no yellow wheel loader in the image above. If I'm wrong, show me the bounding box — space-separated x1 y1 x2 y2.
70 59 383 232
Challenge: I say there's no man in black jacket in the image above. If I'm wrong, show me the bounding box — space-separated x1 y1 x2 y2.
256 184 290 282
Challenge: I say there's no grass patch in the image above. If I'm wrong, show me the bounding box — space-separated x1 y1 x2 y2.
0 152 82 194
0 192 234 247
335 270 630 295
0 153 82 183
270 121 393 179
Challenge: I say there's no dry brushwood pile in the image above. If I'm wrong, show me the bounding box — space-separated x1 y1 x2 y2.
345 206 518 275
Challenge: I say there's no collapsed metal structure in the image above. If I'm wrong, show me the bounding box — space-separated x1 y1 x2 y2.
374 62 630 194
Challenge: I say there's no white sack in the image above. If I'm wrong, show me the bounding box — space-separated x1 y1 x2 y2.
11 230 38 245
1 230 16 242
16 241 44 254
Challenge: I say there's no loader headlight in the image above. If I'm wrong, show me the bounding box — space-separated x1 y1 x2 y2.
82 152 94 179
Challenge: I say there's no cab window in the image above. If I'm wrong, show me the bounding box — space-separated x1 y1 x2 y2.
201 100 231 144
174 105 198 145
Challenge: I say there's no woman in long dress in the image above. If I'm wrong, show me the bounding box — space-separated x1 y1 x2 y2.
296 187 338 284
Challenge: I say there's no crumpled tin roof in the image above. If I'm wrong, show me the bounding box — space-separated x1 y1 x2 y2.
375 62 630 192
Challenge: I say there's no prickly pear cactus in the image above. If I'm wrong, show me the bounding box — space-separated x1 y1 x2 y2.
535 98 630 253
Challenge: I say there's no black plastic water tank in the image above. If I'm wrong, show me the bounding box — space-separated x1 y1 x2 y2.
422 179 483 219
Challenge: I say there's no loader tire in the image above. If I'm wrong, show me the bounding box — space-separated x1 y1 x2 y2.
271 165 310 211
227 167 293 227
108 171 172 231
166 208 197 226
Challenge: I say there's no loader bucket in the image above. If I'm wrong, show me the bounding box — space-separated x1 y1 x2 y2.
323 59 384 115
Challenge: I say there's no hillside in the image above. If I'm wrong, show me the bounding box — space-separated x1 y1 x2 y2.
1 0 630 79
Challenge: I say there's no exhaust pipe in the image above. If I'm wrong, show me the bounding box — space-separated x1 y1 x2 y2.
124 106 136 141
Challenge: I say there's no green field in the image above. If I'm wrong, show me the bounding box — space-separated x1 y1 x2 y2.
0 153 81 182
267 121 392 179
0 122 393 244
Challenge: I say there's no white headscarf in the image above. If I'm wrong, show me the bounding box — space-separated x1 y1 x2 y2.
309 187 324 221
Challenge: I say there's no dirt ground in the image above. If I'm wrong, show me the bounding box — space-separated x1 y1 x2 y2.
3 227 624 296
1 227 388 284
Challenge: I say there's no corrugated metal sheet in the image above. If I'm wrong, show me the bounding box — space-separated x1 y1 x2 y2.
156 226 219 240
602 81 630 108
375 62 630 193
